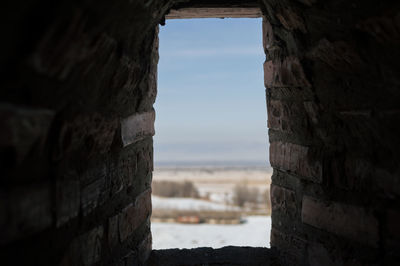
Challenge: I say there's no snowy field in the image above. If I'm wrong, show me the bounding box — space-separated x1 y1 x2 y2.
152 196 240 211
152 216 271 249
151 167 272 249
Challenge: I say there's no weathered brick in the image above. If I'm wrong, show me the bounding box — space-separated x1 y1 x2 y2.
61 226 104 266
118 189 151 242
267 99 302 132
276 8 307 33
270 184 297 214
264 57 311 88
120 110 155 147
56 177 80 227
0 104 54 164
262 18 274 52
138 233 152 264
303 101 320 124
301 196 379 247
307 242 336 266
356 15 400 43
108 214 119 249
307 39 363 72
271 228 306 263
270 141 322 183
81 174 106 216
0 185 52 244
54 113 118 160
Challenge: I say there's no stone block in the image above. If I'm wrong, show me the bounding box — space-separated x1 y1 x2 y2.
276 8 307 33
270 184 297 214
267 99 303 132
264 57 311 88
56 177 80 227
270 141 322 183
301 196 379 247
0 104 54 164
307 39 363 72
270 228 306 263
108 214 119 249
138 233 152 264
307 242 336 266
0 185 52 244
54 113 118 160
120 110 155 147
118 189 151 243
262 18 274 52
61 226 104 266
81 174 106 216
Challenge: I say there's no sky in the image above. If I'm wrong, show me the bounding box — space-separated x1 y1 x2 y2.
154 18 269 166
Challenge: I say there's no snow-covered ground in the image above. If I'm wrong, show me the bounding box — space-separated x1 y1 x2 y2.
151 167 272 249
151 216 271 249
152 195 240 211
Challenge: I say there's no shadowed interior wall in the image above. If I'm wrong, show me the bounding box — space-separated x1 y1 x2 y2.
260 1 400 265
0 0 169 265
0 0 399 266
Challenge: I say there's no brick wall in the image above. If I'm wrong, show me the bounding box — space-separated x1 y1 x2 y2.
0 0 173 265
1 0 400 265
261 0 400 265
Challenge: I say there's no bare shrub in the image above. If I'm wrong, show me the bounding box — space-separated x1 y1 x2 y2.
233 184 260 207
152 180 199 198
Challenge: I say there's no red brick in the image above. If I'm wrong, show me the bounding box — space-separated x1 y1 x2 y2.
307 242 336 266
120 111 155 147
276 8 307 33
61 226 104 266
264 57 311 88
56 178 80 227
301 196 379 247
267 99 302 132
271 228 306 262
118 189 151 242
108 214 119 249
307 39 362 72
270 141 322 183
270 184 297 214
262 18 274 52
81 175 106 216
138 233 152 264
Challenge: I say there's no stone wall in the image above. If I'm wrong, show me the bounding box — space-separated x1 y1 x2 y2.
1 0 400 265
261 0 400 265
0 0 174 265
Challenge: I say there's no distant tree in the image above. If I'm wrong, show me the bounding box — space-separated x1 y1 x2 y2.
152 180 199 198
233 184 260 207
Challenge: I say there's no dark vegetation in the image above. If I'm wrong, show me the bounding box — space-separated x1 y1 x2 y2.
152 180 200 198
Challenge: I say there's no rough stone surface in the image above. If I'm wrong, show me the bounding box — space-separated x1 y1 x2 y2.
0 185 52 244
264 57 311 88
121 110 155 147
61 226 104 266
270 228 306 265
302 196 379 247
270 184 296 214
0 0 400 265
56 177 80 227
118 189 152 243
270 141 322 183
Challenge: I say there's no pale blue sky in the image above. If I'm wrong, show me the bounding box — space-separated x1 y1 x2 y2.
154 18 269 166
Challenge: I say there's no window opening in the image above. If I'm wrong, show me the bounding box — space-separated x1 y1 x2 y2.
151 18 271 249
